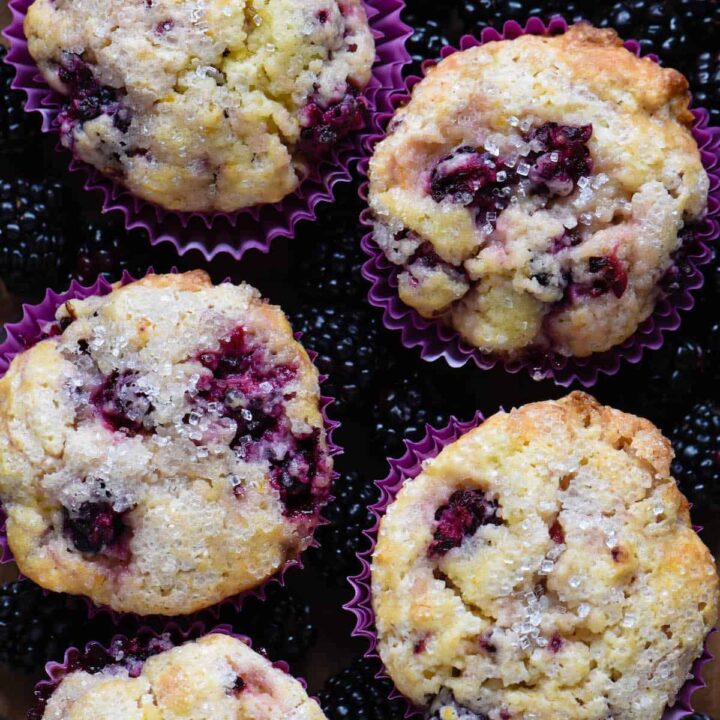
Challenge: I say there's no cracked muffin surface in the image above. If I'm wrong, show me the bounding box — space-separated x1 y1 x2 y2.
40 633 327 720
0 271 332 615
371 392 718 720
367 24 708 358
24 0 374 212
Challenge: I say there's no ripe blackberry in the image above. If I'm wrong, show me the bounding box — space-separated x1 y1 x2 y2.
372 368 468 458
671 401 720 511
687 715 713 720
308 468 377 584
0 580 89 672
296 185 368 303
215 585 316 664
620 337 712 429
404 13 453 75
291 304 386 417
0 45 42 154
594 1 720 71
318 657 406 720
0 177 70 295
70 214 161 286
690 51 720 126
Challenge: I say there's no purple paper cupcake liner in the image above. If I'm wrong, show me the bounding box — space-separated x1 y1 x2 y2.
0 271 342 625
29 622 312 720
345 412 716 719
3 0 412 261
359 16 720 387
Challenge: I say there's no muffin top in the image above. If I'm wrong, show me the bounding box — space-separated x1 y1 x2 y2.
0 272 332 615
40 633 327 720
24 0 374 212
372 392 718 720
368 24 708 358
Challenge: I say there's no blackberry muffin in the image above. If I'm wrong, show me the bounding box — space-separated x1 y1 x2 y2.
368 24 709 357
372 392 718 720
38 633 327 720
0 272 332 615
24 0 375 213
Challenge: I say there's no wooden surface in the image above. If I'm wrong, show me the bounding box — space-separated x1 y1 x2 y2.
0 1 718 716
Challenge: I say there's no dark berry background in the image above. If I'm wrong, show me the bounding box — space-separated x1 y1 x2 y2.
0 1 719 718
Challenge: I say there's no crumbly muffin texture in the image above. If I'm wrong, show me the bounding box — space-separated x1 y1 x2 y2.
24 0 374 212
372 393 719 720
41 633 327 720
0 272 332 615
368 25 709 358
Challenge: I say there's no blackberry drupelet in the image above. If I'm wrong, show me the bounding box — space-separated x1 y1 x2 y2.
0 46 42 154
458 0 590 32
404 14 453 75
291 304 386 416
372 368 461 458
308 468 377 584
70 214 165 286
216 585 316 664
296 185 368 303
0 177 70 295
318 657 406 720
671 401 720 511
690 50 720 126
0 580 88 672
457 0 718 71
595 1 720 71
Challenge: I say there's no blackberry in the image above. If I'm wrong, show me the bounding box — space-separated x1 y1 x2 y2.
372 368 463 458
0 580 90 672
671 401 720 511
404 14 453 75
687 715 713 720
70 214 161 286
594 1 720 71
428 489 501 557
0 177 70 295
308 468 377 583
291 304 386 416
690 50 720 126
296 185 368 303
0 45 42 154
215 585 316 664
318 657 406 720
621 337 712 429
